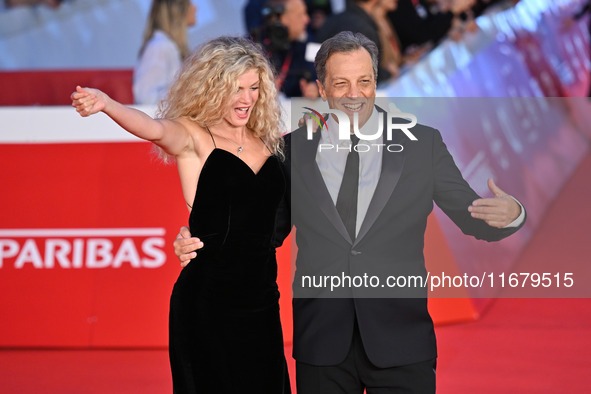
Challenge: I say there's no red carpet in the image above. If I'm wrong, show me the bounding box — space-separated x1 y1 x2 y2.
1 153 589 393
436 299 591 393
435 151 591 393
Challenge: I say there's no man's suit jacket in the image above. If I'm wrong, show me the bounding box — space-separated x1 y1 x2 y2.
276 109 525 368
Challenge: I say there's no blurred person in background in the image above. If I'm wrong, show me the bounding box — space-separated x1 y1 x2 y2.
244 0 267 33
470 0 514 17
371 0 402 78
305 0 333 34
370 0 425 78
387 0 475 54
424 0 479 41
133 0 197 105
422 0 519 41
248 0 319 98
315 0 395 85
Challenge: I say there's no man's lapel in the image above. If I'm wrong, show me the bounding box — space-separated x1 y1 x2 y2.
354 108 407 246
291 125 353 244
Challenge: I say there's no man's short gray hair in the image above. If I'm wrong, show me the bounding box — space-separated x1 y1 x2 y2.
314 31 379 86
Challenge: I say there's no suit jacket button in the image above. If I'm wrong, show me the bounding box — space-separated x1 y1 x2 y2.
350 250 361 256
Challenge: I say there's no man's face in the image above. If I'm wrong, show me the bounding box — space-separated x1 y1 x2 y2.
317 48 377 130
281 0 310 41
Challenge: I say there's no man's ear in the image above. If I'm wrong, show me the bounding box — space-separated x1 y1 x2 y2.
317 79 327 101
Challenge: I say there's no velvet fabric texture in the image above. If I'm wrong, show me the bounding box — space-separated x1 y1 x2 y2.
169 148 290 394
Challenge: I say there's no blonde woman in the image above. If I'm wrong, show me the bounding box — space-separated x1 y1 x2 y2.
72 36 290 393
133 0 197 104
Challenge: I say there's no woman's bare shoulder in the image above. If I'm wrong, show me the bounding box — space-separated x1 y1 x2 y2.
173 117 213 157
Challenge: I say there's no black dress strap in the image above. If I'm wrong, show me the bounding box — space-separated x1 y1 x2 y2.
260 137 273 155
206 126 217 148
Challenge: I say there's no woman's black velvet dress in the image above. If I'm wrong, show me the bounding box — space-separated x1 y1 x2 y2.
169 148 290 394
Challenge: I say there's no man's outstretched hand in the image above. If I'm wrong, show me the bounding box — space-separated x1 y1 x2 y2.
468 178 522 228
174 226 203 268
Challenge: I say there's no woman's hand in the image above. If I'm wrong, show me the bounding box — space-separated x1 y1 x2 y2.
71 86 109 117
174 226 204 268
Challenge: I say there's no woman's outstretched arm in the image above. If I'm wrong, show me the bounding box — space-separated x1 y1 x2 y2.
71 85 191 156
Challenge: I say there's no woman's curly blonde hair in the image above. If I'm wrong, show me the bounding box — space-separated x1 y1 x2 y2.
158 36 284 159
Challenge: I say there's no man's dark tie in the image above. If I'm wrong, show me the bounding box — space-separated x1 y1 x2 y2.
336 134 360 241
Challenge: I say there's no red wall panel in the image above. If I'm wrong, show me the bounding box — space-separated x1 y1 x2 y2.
0 70 133 106
0 141 295 348
1 142 185 347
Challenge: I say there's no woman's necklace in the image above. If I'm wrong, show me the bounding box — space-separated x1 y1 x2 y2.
218 134 246 158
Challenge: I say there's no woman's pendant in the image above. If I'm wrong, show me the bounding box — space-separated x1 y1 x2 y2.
237 146 243 158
